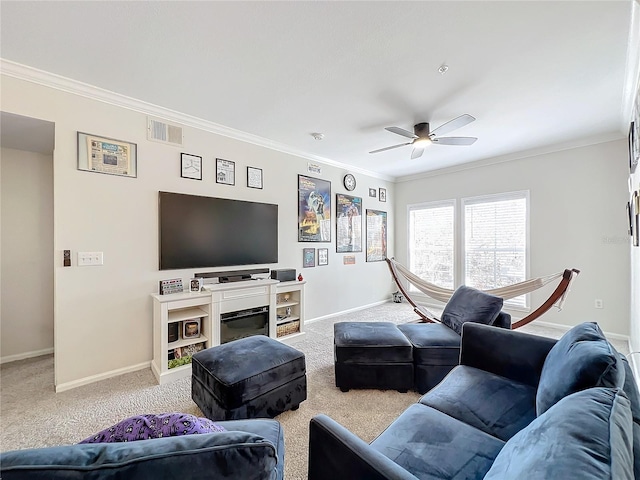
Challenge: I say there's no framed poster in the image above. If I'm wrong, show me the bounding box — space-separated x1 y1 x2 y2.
181 153 202 180
366 209 387 262
247 166 263 189
77 132 137 178
216 158 235 185
336 193 362 253
298 175 331 242
303 248 316 267
318 248 329 266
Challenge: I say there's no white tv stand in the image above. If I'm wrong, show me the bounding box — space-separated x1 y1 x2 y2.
151 279 305 385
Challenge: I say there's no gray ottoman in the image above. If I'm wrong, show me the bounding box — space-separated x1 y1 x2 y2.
334 322 413 392
192 335 307 421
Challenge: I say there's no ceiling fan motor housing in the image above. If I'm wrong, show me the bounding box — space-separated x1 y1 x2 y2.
414 122 431 137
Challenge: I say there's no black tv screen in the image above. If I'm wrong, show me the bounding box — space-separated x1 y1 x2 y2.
159 192 278 270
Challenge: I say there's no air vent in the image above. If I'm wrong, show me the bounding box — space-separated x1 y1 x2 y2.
147 117 183 146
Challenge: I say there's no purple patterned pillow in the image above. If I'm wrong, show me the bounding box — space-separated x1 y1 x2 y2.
79 413 226 444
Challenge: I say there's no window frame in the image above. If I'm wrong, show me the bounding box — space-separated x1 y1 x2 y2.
407 190 530 311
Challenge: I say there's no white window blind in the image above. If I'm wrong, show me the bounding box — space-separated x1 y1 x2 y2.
463 193 528 307
408 201 455 290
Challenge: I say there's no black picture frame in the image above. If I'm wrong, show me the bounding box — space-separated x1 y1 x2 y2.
247 166 263 189
379 187 387 202
181 153 202 180
216 158 235 185
298 175 331 242
318 248 329 266
303 248 316 267
369 188 377 198
336 193 362 253
630 122 638 174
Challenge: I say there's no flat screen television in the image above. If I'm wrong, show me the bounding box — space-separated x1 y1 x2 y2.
159 191 278 270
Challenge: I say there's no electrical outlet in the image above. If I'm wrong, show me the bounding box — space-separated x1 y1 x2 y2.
78 251 104 266
594 299 604 309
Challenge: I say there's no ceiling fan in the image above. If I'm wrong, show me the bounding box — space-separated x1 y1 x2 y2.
370 114 477 159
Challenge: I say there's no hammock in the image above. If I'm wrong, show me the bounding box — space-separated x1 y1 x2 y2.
386 258 580 329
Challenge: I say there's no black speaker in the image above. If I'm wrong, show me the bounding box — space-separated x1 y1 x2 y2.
270 269 296 282
168 322 179 343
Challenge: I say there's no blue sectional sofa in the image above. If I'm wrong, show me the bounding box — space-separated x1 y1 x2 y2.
0 418 284 480
309 322 639 480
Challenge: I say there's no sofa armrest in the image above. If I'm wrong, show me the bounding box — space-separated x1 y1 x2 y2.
308 415 419 480
459 322 556 387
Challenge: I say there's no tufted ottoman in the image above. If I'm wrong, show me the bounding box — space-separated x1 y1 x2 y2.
191 335 307 421
334 322 413 392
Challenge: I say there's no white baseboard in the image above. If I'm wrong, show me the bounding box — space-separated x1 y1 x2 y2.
532 319 631 342
55 361 151 393
0 347 54 365
306 299 389 324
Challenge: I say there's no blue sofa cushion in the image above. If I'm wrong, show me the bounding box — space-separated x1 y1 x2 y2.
371 403 505 479
0 428 282 480
79 413 225 443
484 387 634 480
619 354 640 479
420 365 537 442
536 322 624 415
440 286 503 335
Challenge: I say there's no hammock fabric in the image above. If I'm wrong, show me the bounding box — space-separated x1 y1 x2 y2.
386 258 580 329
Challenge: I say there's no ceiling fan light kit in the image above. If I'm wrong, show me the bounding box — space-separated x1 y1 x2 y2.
370 114 478 159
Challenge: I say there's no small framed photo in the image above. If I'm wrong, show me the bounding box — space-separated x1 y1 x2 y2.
368 188 377 198
247 166 263 189
318 248 329 266
181 153 202 180
379 187 387 202
303 248 316 267
189 278 203 292
216 158 235 185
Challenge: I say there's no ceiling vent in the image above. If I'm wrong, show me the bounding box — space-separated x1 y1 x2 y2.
147 117 183 146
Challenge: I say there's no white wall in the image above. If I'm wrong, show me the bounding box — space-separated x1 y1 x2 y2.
1 148 54 359
0 75 395 389
395 140 631 336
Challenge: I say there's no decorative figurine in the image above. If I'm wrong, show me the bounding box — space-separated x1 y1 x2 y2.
298 273 303 281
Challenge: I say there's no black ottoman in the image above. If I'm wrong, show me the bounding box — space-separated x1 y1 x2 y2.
191 335 307 421
334 322 413 392
398 323 461 394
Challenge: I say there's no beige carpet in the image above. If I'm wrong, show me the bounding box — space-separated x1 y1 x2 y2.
0 301 629 479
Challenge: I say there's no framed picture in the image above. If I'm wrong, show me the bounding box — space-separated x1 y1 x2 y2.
298 175 331 242
366 209 387 262
336 193 362 253
369 188 377 198
343 255 356 265
628 201 634 238
77 132 137 178
303 248 316 267
318 248 329 266
247 166 263 189
216 158 235 185
379 187 387 202
634 191 640 247
630 122 638 174
181 153 202 180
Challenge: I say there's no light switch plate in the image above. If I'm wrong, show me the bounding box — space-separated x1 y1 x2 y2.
78 251 103 266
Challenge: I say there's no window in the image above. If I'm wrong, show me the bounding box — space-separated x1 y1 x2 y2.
408 191 529 308
408 201 455 290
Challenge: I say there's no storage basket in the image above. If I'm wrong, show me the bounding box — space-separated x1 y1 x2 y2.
277 320 300 337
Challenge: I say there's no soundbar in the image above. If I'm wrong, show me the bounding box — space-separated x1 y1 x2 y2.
195 268 269 283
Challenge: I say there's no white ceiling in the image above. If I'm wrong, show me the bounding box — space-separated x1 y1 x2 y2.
1 1 638 179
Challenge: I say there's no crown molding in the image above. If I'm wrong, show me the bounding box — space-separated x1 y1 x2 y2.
0 59 393 182
395 132 624 183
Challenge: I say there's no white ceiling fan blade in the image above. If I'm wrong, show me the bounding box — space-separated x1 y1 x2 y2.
411 147 424 159
432 136 477 146
369 142 412 154
430 114 475 137
385 126 418 139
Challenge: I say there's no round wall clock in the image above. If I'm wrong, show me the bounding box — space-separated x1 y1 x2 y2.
343 173 356 191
